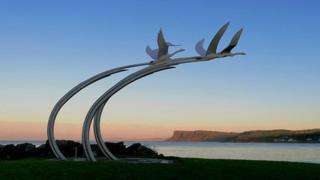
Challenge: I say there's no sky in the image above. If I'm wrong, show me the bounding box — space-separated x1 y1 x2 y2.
0 0 320 141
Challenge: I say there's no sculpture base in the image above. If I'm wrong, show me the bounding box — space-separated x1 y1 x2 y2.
120 158 174 164
67 157 174 164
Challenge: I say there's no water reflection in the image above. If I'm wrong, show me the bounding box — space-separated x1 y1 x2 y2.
129 142 320 164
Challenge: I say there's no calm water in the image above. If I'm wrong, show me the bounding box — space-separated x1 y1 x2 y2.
129 142 320 164
2 141 320 164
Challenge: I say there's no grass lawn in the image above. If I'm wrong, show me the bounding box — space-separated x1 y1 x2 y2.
0 158 320 180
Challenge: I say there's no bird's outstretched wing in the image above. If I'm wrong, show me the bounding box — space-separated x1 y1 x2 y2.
157 29 169 59
195 39 206 56
206 22 230 55
145 46 158 60
221 28 243 53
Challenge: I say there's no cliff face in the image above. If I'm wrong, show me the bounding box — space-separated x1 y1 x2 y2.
166 129 320 142
166 130 238 142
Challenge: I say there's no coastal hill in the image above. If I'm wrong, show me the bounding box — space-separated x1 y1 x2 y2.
166 129 320 143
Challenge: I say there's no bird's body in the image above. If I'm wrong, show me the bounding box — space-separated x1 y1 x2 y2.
146 30 183 63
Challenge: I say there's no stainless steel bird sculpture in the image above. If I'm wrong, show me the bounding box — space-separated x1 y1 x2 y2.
47 22 245 161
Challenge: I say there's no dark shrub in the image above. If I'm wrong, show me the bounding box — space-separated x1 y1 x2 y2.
0 144 18 160
105 142 126 155
15 143 36 158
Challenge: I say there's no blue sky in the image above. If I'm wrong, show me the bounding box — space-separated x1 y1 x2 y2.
0 0 319 140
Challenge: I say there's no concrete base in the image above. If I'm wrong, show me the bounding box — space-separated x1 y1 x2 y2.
66 157 174 164
119 158 174 164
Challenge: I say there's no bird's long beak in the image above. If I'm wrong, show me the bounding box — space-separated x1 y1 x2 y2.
235 52 246 55
165 49 185 59
166 42 180 47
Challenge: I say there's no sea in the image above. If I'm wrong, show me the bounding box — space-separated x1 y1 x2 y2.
1 141 320 164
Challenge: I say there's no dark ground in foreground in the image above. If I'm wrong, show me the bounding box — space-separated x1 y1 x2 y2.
0 158 320 180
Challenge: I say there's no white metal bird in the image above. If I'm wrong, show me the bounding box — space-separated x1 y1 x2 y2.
146 29 181 61
195 22 245 59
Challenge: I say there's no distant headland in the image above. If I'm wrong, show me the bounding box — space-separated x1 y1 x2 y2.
166 129 320 143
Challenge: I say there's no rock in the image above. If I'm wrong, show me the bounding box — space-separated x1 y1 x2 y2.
15 143 36 158
0 144 18 160
0 140 163 160
36 141 54 158
36 140 83 158
90 144 103 157
105 142 126 155
126 143 141 155
126 143 159 158
55 140 83 158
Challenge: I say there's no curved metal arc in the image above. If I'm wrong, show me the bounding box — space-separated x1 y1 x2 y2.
47 68 125 160
91 56 230 160
86 53 245 161
47 62 150 160
82 65 175 161
93 66 176 161
94 102 117 160
49 23 245 161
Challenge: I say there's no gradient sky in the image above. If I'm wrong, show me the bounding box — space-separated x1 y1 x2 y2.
0 0 320 141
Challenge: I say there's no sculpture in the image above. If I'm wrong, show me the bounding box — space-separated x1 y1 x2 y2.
47 22 245 161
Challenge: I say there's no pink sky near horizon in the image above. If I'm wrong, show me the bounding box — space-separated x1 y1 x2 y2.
1 120 318 141
2 84 318 141
1 81 319 141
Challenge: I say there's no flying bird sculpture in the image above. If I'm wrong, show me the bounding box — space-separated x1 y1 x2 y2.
195 22 245 59
145 30 180 61
47 22 245 161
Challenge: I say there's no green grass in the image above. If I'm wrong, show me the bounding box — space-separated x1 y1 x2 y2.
0 158 320 180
